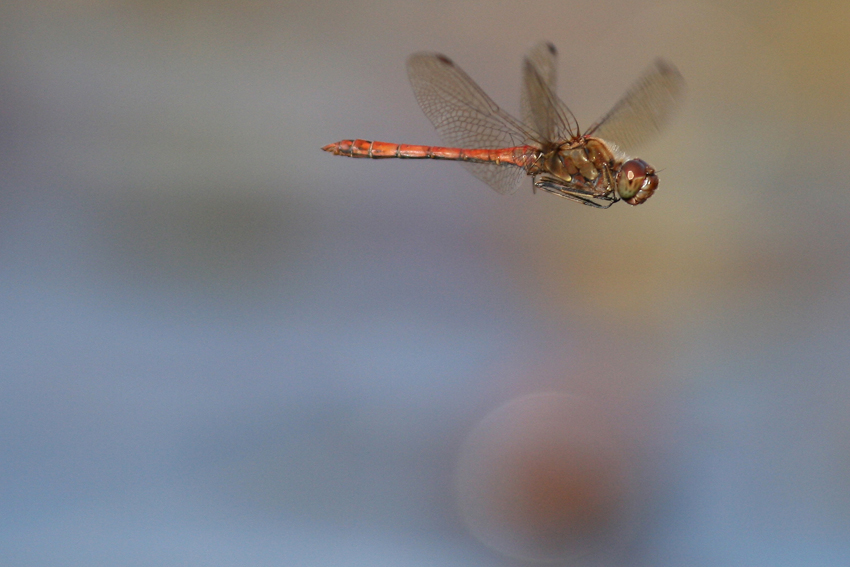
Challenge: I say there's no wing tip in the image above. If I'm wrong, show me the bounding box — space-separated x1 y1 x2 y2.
407 52 455 68
653 58 684 81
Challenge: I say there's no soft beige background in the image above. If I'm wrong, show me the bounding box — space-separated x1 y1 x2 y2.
1 1 849 565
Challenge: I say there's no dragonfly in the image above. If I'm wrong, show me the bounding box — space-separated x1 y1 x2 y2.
322 42 685 208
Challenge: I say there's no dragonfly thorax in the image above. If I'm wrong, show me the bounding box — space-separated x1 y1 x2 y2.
538 138 615 187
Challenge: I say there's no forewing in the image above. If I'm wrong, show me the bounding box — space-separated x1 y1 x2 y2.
407 53 535 194
586 59 686 153
521 42 579 143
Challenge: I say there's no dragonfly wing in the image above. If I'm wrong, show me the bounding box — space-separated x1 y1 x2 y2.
521 41 580 144
458 162 528 195
407 53 536 195
586 59 686 154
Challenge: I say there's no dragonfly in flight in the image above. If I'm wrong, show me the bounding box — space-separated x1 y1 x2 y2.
323 42 685 208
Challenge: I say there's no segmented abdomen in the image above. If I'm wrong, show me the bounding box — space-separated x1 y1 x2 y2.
322 139 534 168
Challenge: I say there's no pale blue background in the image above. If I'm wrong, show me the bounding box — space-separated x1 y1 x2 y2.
1 1 849 565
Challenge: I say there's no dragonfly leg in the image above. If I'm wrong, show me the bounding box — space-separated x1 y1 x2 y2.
601 165 617 199
534 177 618 209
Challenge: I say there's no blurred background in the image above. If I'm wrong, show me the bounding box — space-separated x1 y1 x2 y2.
1 0 849 565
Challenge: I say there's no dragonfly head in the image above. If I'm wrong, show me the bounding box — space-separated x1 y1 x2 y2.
615 159 658 205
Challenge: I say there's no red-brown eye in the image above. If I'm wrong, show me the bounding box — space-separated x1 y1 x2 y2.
615 160 649 200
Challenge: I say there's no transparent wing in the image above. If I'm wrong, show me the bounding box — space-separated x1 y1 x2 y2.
407 53 537 195
451 160 528 196
585 59 686 153
520 41 580 144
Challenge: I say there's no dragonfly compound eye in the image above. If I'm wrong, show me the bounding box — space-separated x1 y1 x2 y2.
616 159 657 205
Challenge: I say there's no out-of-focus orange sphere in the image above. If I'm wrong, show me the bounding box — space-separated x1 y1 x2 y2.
455 393 633 563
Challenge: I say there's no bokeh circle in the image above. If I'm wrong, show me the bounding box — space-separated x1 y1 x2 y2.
456 392 633 563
